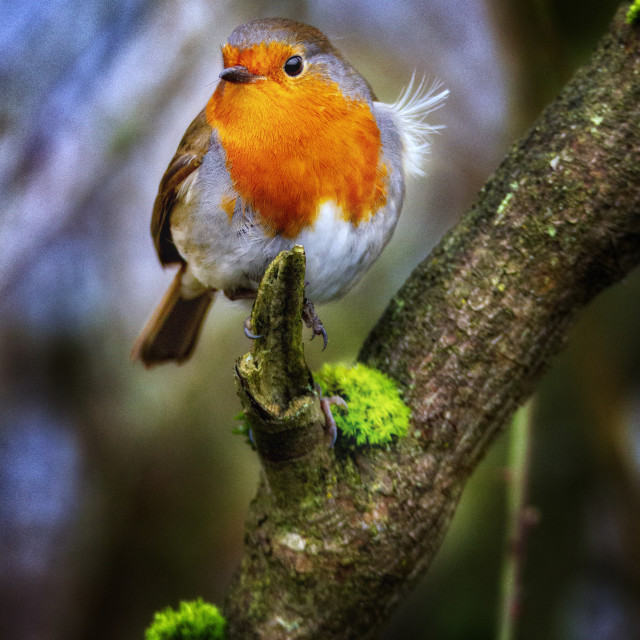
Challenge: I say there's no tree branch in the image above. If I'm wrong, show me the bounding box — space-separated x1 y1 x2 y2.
235 245 331 506
225 5 640 638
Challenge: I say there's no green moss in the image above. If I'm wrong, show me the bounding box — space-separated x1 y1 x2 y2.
627 0 640 24
315 363 411 446
145 599 226 640
495 192 513 223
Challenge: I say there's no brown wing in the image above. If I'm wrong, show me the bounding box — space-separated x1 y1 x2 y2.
152 109 213 265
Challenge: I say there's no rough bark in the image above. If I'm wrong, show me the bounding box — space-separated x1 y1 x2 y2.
225 5 640 638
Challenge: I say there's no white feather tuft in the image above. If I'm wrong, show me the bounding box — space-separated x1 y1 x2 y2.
176 166 199 203
386 74 449 179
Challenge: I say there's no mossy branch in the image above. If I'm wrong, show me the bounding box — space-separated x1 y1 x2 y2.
234 246 330 506
225 5 640 639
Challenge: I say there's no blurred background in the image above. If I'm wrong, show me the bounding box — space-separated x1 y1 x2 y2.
1 0 639 638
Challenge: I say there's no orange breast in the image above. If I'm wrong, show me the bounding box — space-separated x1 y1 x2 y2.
206 54 387 237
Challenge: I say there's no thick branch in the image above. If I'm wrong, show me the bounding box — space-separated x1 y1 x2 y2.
225 6 640 639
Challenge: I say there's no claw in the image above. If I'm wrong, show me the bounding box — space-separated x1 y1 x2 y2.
243 316 263 340
315 383 348 447
302 298 328 350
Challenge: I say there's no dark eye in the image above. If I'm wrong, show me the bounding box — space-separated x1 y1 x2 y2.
283 55 303 77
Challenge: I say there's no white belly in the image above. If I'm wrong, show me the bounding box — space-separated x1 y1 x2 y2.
171 172 402 302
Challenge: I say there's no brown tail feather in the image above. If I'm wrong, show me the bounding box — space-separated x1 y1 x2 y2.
131 266 215 367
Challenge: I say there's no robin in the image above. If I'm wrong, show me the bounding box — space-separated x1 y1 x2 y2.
131 17 447 367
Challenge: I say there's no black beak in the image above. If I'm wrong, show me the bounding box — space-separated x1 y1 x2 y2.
219 65 262 83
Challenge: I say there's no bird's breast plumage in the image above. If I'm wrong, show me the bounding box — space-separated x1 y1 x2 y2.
205 46 389 237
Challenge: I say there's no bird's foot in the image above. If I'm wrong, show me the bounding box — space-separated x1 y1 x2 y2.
243 316 263 340
302 298 328 350
316 383 348 447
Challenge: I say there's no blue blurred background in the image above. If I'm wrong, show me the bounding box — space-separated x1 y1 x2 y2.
1 1 639 638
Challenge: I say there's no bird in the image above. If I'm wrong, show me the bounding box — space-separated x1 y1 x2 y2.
131 17 447 367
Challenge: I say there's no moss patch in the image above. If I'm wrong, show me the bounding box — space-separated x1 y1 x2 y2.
315 363 411 446
146 599 226 640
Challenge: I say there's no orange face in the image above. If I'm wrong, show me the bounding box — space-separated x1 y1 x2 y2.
221 41 301 80
206 41 388 237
